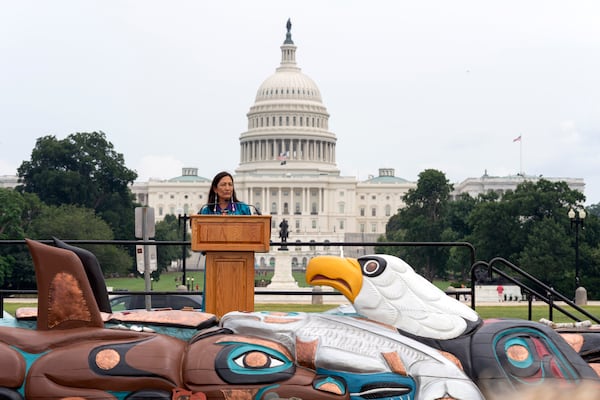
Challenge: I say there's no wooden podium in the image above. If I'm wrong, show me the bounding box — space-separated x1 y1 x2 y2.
190 215 271 317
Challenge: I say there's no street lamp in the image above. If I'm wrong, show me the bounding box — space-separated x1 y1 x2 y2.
178 210 190 288
568 207 586 294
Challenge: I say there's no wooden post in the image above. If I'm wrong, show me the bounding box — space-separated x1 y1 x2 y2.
190 215 271 317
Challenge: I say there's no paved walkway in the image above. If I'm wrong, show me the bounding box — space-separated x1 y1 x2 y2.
3 297 37 303
4 297 37 303
472 300 600 306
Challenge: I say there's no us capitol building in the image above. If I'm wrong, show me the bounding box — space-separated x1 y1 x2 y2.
128 23 584 269
130 23 416 269
0 22 585 269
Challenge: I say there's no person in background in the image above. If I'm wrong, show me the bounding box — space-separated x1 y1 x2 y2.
496 284 504 302
199 171 251 215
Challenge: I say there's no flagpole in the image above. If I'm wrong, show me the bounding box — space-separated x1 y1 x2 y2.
513 134 523 175
519 135 523 176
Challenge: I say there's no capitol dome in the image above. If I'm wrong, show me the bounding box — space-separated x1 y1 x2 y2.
236 20 338 175
254 68 323 104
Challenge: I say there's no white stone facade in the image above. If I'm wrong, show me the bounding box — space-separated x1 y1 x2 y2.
452 172 585 200
0 175 19 189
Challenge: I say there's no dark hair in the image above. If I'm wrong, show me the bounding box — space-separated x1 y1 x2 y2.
208 171 240 205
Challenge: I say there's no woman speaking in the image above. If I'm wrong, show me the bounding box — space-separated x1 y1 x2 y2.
199 171 252 215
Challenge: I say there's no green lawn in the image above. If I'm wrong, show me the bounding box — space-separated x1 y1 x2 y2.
474 305 600 323
105 271 309 292
105 273 451 293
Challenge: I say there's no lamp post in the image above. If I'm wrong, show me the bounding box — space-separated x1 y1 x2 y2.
568 207 586 305
568 208 586 287
178 211 190 289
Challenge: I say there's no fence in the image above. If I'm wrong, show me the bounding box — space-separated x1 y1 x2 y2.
471 257 600 324
1 239 476 316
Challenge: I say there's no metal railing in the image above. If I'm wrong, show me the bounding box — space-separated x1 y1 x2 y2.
1 239 476 316
4 238 598 324
4 238 599 325
470 257 600 324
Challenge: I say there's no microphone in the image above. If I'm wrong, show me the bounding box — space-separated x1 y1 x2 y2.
235 202 262 215
198 203 218 213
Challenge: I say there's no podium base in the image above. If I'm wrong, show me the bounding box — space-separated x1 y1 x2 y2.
204 251 255 317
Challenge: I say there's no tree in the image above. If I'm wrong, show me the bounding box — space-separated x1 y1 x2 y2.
505 179 584 222
466 178 600 297
154 214 187 276
380 173 600 298
468 179 586 262
519 217 572 289
0 189 44 288
569 209 600 299
17 131 138 239
443 193 477 281
28 204 133 277
587 240 600 300
0 189 44 239
588 202 600 218
383 169 453 280
467 199 523 262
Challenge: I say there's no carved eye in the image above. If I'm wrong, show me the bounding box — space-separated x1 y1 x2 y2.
233 350 285 369
358 256 387 278
216 342 294 384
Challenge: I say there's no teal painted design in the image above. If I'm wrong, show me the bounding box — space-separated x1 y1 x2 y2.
493 327 579 383
107 391 129 400
316 369 415 400
503 337 534 369
14 348 49 397
314 376 346 395
255 384 280 399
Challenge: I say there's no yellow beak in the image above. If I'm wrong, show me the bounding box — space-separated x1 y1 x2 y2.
305 256 363 302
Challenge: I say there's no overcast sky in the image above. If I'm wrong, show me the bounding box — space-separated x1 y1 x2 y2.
2 1 599 205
